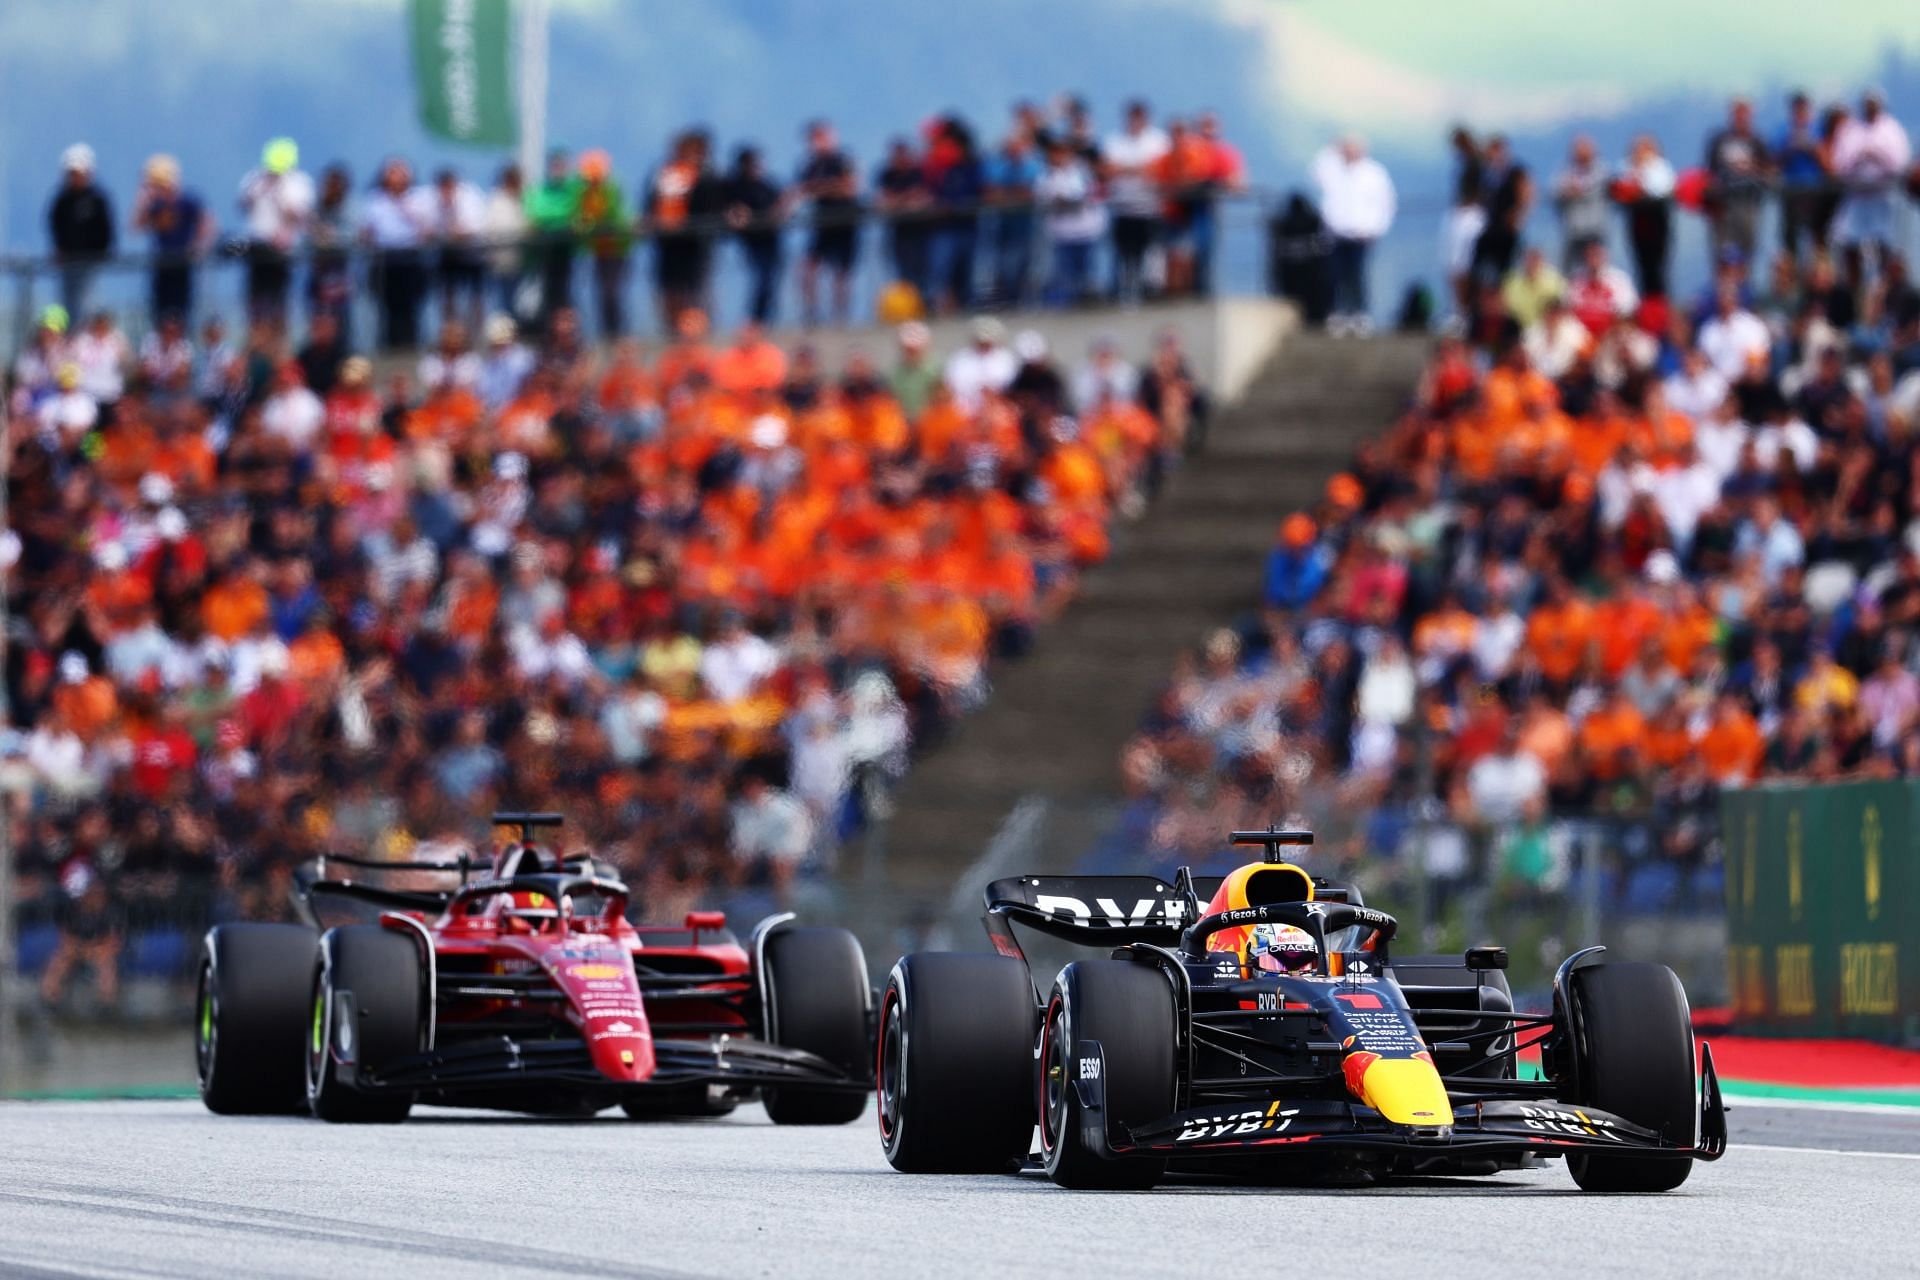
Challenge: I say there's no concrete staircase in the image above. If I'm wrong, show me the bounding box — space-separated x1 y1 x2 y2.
849 330 1433 938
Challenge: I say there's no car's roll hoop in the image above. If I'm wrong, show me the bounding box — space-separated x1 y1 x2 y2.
1230 828 1316 863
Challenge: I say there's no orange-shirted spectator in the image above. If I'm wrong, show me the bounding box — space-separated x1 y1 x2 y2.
1039 427 1109 511
654 308 714 390
1593 583 1662 678
405 378 484 445
52 652 119 742
1525 579 1596 686
1577 689 1647 781
1698 692 1764 783
1645 707 1695 772
150 418 218 495
1658 590 1720 674
1515 693 1575 776
711 322 789 395
287 617 346 686
203 565 270 642
599 339 659 416
914 386 970 465
1414 592 1478 669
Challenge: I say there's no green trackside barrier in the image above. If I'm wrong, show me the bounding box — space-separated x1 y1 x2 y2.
1723 780 1916 1043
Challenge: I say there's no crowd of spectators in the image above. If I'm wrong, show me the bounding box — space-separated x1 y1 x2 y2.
3 286 1210 1011
40 97 1249 346
1125 89 1920 916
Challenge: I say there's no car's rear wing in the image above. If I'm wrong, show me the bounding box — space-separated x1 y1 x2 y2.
982 874 1359 956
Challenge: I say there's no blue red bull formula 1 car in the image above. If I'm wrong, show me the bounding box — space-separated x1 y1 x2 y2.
877 829 1726 1191
195 812 872 1123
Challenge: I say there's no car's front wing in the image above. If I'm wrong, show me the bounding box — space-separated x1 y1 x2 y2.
321 1011 867 1100
1071 1038 1727 1164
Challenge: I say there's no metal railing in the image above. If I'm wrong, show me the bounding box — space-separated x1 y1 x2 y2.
4 193 1281 355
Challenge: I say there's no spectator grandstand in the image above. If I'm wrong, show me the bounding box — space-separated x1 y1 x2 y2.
6 84 1920 1016
1122 93 1920 940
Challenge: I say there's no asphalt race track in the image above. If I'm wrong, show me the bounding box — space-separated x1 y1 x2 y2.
1 1098 1916 1278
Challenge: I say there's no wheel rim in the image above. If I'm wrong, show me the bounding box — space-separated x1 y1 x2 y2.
194 962 217 1090
1039 997 1067 1154
876 989 904 1146
305 972 329 1105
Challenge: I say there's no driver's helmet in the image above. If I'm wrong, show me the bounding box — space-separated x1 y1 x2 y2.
1247 923 1319 975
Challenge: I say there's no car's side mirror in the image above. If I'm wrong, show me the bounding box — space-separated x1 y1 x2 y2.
1465 945 1509 971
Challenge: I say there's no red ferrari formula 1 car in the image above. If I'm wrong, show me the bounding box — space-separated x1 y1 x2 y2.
877 829 1725 1191
195 812 872 1124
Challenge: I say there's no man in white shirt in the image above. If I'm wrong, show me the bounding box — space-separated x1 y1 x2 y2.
422 167 488 332
1036 141 1105 305
1312 136 1396 336
1832 89 1912 258
700 614 779 703
260 360 325 455
1102 101 1169 302
943 316 1017 413
1072 336 1138 414
358 158 432 350
1463 721 1546 826
1663 348 1730 422
730 774 815 902
1695 284 1771 381
1653 439 1722 556
1690 393 1750 480
236 137 315 324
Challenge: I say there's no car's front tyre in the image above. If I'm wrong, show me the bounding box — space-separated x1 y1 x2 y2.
306 925 424 1124
1040 960 1176 1190
196 924 316 1115
1562 961 1697 1192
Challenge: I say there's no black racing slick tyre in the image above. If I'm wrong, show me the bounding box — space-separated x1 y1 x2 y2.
1040 960 1177 1190
196 924 317 1115
1564 961 1697 1192
761 927 872 1125
306 925 425 1124
877 953 1037 1174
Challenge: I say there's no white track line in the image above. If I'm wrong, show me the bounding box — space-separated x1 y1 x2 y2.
1723 1091 1920 1117
1738 1142 1920 1161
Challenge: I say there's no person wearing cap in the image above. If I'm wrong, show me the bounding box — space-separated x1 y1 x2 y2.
1831 88 1912 272
237 137 315 324
1264 513 1328 610
943 315 1016 413
478 314 534 411
132 154 211 326
48 143 116 322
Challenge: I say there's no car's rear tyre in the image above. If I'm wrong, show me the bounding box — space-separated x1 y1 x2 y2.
877 952 1036 1173
306 925 425 1124
1040 960 1176 1190
1563 961 1696 1192
760 927 871 1125
196 924 317 1115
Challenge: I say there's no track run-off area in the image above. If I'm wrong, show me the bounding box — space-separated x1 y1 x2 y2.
1 1096 1916 1278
